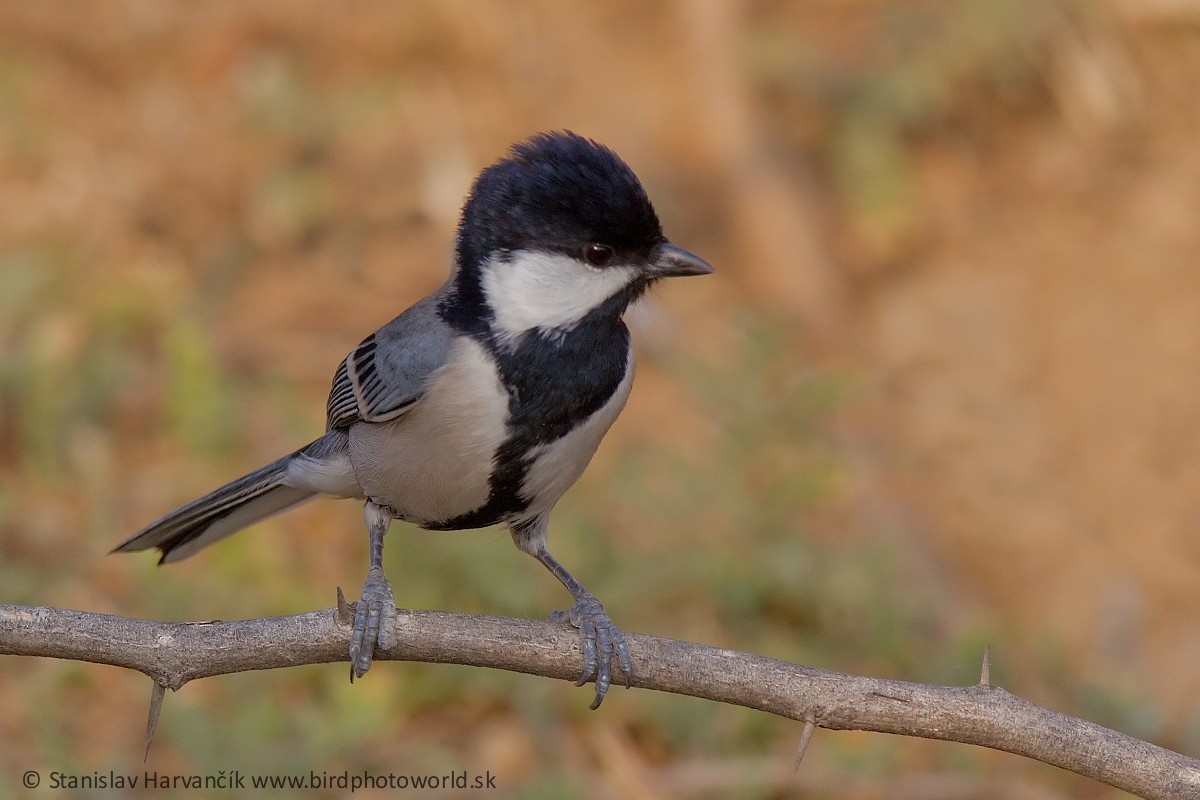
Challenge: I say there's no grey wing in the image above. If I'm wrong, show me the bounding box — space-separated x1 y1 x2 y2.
326 292 454 430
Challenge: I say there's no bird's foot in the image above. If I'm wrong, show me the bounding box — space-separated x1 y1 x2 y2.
349 566 396 681
550 593 631 709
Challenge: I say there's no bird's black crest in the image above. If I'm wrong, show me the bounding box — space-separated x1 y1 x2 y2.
455 131 664 271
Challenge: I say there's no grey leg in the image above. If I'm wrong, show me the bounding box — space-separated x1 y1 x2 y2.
349 500 397 681
512 515 631 709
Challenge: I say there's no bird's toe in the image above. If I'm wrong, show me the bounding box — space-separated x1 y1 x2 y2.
552 594 630 709
349 567 396 681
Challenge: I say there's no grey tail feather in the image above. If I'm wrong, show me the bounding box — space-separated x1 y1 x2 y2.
112 449 316 564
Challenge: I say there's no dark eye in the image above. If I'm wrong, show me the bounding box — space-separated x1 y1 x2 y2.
583 243 615 267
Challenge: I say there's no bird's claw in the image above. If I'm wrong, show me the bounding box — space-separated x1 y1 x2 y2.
550 593 631 709
349 566 396 682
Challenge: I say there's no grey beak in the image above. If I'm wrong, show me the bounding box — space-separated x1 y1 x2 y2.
648 242 714 278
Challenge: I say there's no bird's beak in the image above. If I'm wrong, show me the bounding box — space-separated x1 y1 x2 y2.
647 242 714 278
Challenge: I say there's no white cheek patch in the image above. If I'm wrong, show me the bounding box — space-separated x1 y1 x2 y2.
481 251 637 340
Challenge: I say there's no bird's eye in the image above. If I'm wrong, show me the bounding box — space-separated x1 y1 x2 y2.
583 243 615 267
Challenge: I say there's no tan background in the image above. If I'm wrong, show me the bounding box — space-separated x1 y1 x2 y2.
2 1 1199 797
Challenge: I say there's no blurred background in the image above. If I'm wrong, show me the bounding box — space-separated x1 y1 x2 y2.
2 1 1199 797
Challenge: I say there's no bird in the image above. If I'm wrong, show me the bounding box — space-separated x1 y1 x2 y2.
113 131 713 708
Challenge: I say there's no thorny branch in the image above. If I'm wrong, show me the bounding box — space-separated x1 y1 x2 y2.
1 603 1198 799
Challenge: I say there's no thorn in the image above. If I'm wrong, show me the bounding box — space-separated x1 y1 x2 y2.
980 644 992 686
335 587 353 626
143 681 167 761
793 717 816 772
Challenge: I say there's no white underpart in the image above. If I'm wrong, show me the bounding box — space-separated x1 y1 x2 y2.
481 250 638 340
286 450 360 497
347 336 509 524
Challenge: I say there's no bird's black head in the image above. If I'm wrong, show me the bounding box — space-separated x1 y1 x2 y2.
456 131 664 271
447 131 712 340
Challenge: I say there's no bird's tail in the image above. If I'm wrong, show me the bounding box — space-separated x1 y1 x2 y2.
113 449 316 564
